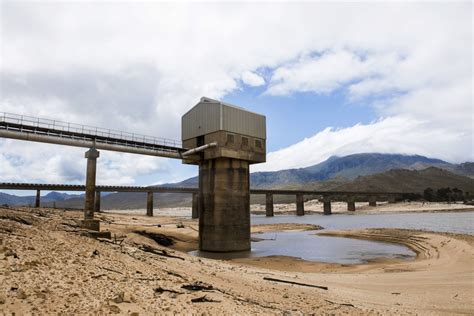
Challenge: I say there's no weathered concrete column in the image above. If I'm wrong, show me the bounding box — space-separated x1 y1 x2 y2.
296 194 305 216
347 196 356 212
323 196 332 215
35 190 41 208
199 158 250 252
369 196 377 207
94 191 101 212
146 192 154 217
192 192 199 219
82 148 100 231
265 193 274 217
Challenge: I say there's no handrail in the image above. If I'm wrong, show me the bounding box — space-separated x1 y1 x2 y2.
0 112 182 149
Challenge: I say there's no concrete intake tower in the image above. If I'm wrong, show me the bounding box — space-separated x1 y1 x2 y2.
182 97 266 252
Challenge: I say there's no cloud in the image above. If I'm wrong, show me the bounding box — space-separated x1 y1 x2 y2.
266 50 400 95
252 115 471 172
0 139 171 185
241 71 265 87
0 2 472 182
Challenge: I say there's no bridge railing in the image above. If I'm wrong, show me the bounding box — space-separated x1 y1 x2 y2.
0 112 182 149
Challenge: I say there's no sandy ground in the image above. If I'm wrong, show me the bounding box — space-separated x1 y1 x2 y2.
1 206 473 315
104 200 474 217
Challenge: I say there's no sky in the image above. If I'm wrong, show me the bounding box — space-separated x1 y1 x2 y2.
0 1 472 194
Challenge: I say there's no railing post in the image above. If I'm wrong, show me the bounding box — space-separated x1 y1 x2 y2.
266 193 274 217
296 194 304 216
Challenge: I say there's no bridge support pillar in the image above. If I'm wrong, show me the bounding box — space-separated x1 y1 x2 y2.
199 158 250 252
35 190 41 208
82 148 100 231
369 196 377 207
296 194 305 216
323 196 332 215
95 191 101 212
192 192 199 219
347 197 356 212
147 192 153 216
266 193 274 217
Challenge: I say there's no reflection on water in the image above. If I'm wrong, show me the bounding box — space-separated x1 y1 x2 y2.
190 231 416 264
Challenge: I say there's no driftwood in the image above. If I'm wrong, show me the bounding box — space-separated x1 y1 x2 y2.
324 299 355 307
191 295 221 303
139 245 185 260
263 277 328 290
154 287 183 294
182 283 214 291
100 266 123 275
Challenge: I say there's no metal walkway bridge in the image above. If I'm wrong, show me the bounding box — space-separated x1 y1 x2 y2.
0 112 186 158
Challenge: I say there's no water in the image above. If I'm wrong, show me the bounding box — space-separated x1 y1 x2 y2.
191 231 416 264
251 211 474 235
190 211 474 264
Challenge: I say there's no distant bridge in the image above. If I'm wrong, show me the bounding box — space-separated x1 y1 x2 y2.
0 182 408 217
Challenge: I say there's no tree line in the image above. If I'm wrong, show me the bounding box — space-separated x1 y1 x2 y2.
423 187 470 202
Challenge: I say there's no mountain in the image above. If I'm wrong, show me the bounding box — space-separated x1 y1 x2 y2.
0 192 83 207
1 153 472 209
331 167 474 193
250 153 456 187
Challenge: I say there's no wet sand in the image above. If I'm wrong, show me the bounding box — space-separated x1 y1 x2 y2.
1 206 473 314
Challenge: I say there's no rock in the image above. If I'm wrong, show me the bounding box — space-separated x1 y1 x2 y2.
112 293 123 304
122 291 135 303
108 305 121 313
17 289 27 299
0 295 5 304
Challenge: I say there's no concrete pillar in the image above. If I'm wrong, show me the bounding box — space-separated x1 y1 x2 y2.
94 191 101 212
296 194 305 216
146 192 153 217
35 190 41 208
199 158 250 252
192 192 199 219
323 196 332 215
369 196 377 207
82 148 100 231
265 193 274 217
347 197 356 212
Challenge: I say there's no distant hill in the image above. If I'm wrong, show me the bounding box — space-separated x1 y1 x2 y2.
331 167 474 193
250 153 463 187
0 191 83 207
1 153 473 209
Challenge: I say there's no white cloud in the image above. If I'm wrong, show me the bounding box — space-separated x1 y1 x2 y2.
0 2 472 182
0 139 170 185
241 71 265 87
252 115 471 172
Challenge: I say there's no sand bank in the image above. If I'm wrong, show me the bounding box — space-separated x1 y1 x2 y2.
104 201 474 217
1 207 473 314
